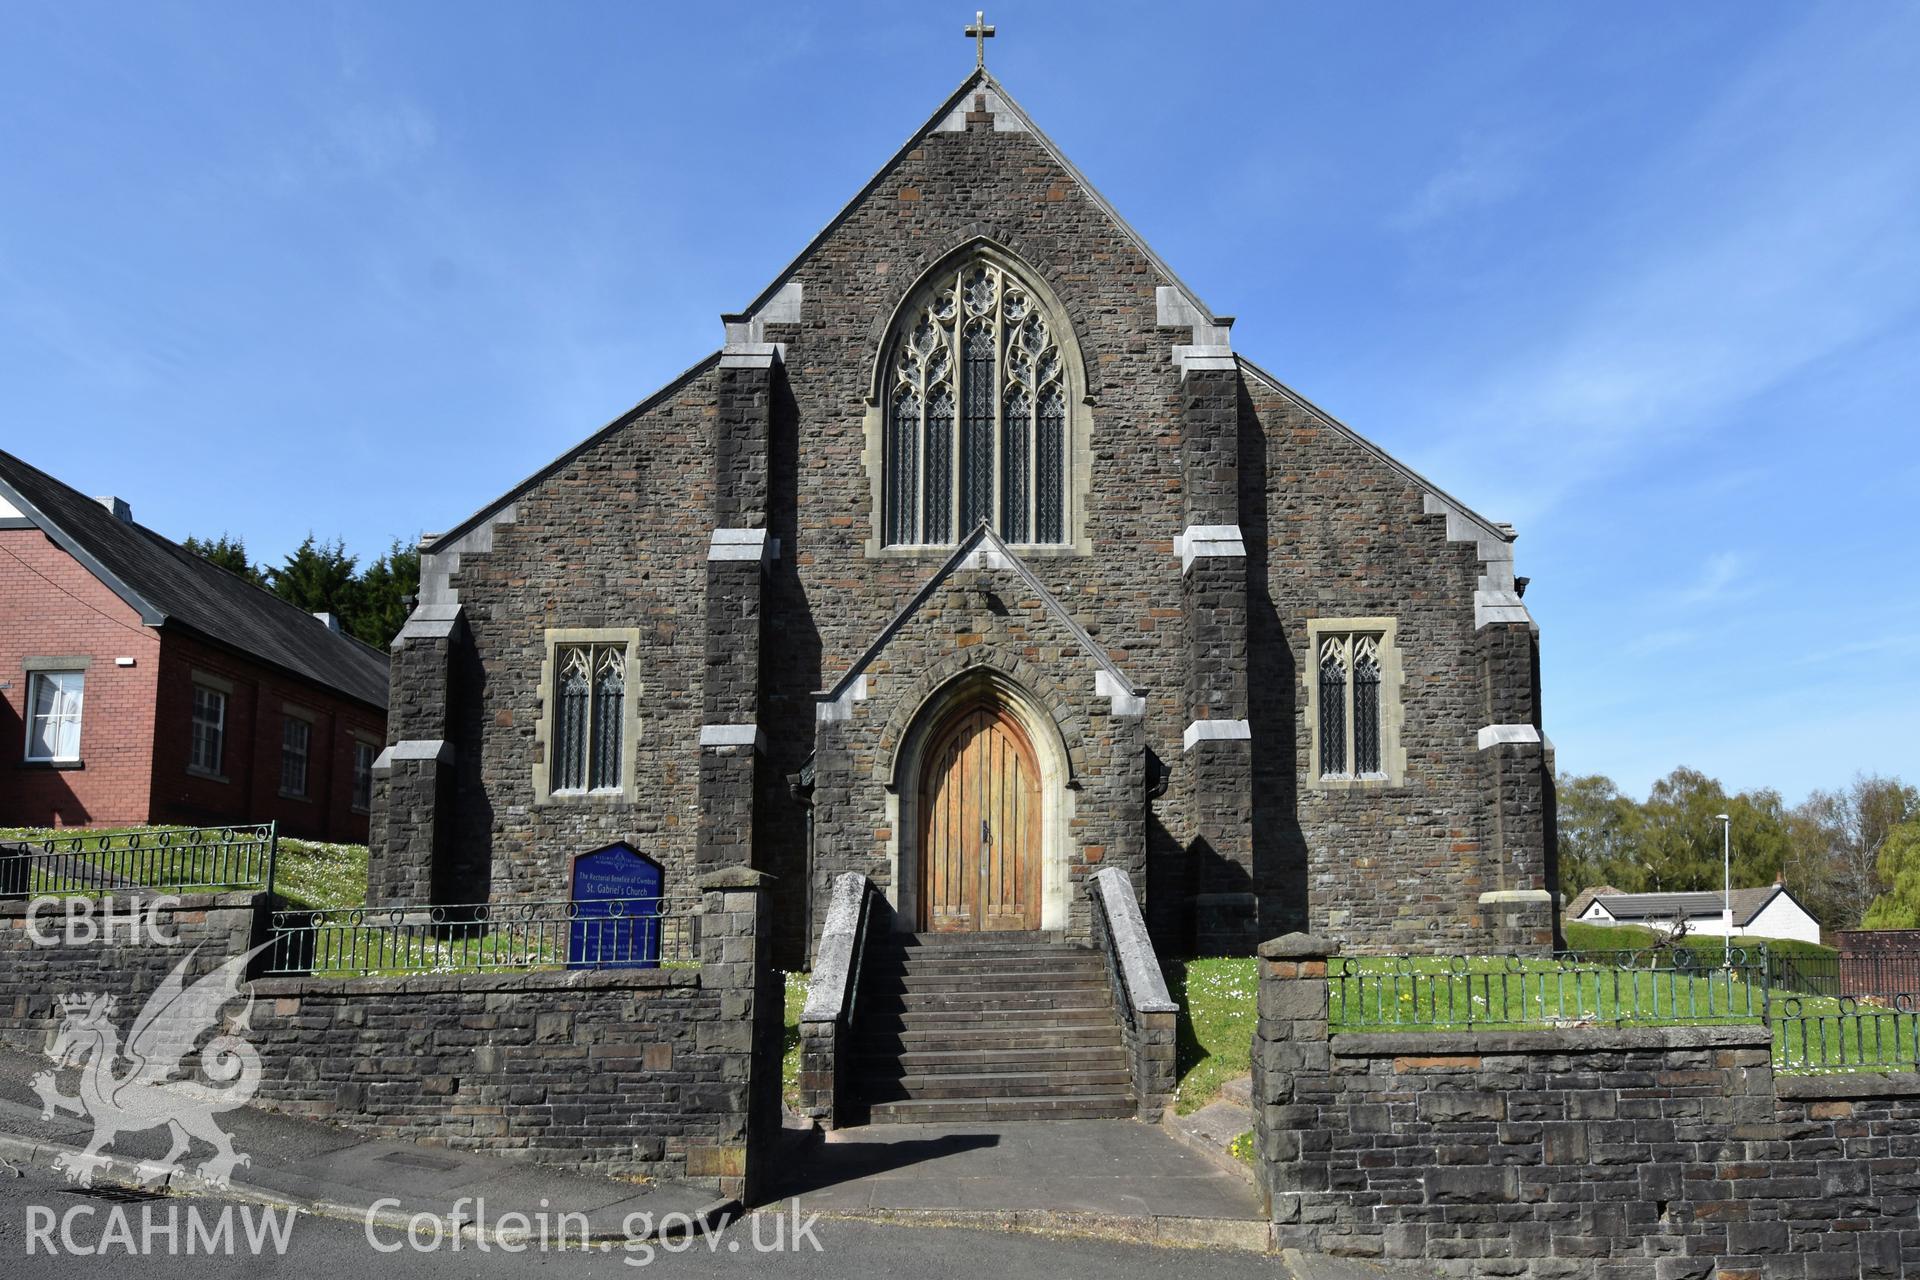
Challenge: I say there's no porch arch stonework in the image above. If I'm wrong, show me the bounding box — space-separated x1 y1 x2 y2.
809 551 1147 945
886 666 1075 933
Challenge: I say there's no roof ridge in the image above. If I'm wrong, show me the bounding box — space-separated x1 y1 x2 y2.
130 520 363 643
0 446 389 709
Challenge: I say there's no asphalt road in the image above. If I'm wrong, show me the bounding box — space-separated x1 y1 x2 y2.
0 1157 1312 1279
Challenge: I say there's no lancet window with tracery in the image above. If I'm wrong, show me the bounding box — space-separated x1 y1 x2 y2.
884 259 1069 546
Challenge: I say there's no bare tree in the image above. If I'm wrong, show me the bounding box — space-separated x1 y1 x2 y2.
1794 774 1918 928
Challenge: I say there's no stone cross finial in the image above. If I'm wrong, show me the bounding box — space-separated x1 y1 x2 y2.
965 10 995 69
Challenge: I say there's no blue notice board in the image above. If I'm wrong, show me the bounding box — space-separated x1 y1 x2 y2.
568 843 664 970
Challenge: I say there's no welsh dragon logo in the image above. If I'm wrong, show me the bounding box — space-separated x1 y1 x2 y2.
30 946 265 1188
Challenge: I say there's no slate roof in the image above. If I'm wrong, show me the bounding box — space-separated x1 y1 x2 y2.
1565 885 1620 921
1582 886 1792 929
0 448 389 710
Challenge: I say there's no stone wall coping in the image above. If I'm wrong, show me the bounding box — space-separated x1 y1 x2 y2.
1090 867 1177 1013
696 867 776 891
251 966 702 998
1776 1071 1920 1099
1332 1024 1772 1055
1258 932 1342 960
0 889 263 919
801 873 871 1024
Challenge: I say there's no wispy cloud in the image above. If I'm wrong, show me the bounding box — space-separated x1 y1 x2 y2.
1391 130 1531 231
1670 552 1747 607
1626 627 1700 658
1409 8 1920 524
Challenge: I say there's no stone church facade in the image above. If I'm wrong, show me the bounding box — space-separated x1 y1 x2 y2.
368 70 1559 964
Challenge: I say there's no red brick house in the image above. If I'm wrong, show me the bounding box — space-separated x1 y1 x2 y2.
0 449 388 841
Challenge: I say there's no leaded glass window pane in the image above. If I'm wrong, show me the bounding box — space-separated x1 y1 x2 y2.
590 650 625 792
1037 386 1065 543
925 385 953 543
887 386 920 545
960 326 995 530
1002 386 1030 543
554 648 592 792
1353 639 1382 775
554 644 627 793
881 257 1070 546
1318 640 1347 778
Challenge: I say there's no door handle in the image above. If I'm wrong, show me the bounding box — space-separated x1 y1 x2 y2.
980 819 991 846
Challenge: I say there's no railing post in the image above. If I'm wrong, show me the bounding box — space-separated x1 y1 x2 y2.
265 820 280 900
1759 943 1772 1024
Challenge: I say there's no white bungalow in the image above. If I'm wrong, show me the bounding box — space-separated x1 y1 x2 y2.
1566 882 1823 946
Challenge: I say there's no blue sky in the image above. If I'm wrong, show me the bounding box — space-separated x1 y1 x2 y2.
3 3 1915 804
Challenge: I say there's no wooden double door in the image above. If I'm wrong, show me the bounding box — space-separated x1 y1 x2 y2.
918 702 1042 932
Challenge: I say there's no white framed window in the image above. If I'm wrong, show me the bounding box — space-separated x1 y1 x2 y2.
25 671 84 763
351 739 376 813
190 684 226 776
1306 619 1406 789
280 714 311 798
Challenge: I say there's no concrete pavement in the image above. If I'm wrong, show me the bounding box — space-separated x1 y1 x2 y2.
0 1043 1444 1275
766 1117 1271 1251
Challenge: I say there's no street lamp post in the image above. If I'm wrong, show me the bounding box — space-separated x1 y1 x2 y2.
1715 813 1732 968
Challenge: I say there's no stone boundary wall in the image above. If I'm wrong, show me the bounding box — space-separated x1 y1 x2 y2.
1253 934 1920 1278
249 967 745 1188
0 875 779 1201
0 891 264 1045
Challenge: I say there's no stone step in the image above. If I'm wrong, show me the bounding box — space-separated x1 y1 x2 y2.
869 952 1109 975
865 1068 1135 1101
895 931 1063 949
860 1005 1121 1036
866 1094 1136 1123
867 982 1113 997
858 991 1115 1017
856 1044 1128 1074
857 1025 1125 1053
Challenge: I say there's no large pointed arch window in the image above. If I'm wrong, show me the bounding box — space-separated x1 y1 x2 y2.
884 259 1070 547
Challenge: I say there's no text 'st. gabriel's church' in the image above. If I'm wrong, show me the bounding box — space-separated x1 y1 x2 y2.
367 17 1560 965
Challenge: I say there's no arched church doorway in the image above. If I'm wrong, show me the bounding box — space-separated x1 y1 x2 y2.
917 699 1042 932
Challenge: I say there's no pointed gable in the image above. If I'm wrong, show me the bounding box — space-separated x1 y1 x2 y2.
816 523 1142 722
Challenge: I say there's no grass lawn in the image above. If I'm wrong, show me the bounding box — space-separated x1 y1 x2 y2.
1161 943 1912 1107
782 972 808 1109
1328 953 1770 1029
270 838 370 908
1169 956 1259 1114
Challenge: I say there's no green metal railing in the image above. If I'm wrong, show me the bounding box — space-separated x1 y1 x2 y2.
1326 947 1920 1074
0 823 278 898
260 897 694 976
1328 949 1774 1031
1774 994 1920 1073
